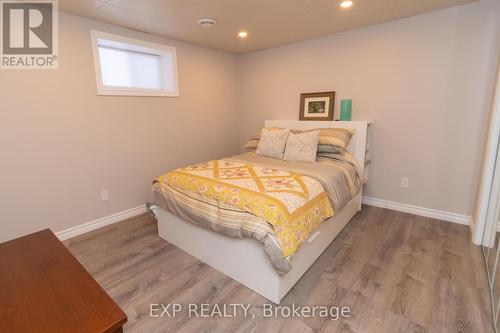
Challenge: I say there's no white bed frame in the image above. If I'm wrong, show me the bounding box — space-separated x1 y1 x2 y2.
151 121 369 304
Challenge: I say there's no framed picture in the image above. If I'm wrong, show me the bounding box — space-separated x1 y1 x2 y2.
299 91 335 121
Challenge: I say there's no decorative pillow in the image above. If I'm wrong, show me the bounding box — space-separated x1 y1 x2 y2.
245 127 354 151
256 128 290 159
284 131 319 163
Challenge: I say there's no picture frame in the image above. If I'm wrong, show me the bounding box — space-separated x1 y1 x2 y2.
299 91 335 121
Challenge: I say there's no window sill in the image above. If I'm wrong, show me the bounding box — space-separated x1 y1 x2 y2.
96 89 179 97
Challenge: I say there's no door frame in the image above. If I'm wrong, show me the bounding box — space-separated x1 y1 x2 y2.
473 66 500 246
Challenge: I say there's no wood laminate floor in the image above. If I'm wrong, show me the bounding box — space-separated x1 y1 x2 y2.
64 206 493 333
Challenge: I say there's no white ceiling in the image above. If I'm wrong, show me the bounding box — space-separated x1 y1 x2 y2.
59 0 477 54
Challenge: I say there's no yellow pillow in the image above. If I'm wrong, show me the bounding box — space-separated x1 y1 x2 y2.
243 127 290 150
307 128 355 149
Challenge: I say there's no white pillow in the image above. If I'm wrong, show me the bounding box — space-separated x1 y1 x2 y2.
256 128 290 159
284 130 319 163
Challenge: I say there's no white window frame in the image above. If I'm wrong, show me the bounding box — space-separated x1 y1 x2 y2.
90 30 179 97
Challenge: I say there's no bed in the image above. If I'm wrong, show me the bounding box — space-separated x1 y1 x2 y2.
148 120 369 303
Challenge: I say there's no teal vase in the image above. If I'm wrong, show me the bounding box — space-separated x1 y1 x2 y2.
340 99 352 121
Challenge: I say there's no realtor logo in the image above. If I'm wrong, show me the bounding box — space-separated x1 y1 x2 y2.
1 0 58 69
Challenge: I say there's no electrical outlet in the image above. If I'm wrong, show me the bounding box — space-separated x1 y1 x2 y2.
100 190 109 201
400 178 409 189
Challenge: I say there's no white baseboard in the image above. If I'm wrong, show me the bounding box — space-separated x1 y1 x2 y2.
54 198 470 241
56 205 148 241
362 196 471 225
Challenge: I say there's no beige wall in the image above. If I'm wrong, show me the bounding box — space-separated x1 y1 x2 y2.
0 13 240 242
238 0 500 216
2 2 499 243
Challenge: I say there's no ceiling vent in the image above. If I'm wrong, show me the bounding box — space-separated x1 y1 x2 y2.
198 18 217 29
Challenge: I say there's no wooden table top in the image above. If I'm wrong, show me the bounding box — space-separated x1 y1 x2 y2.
0 229 127 333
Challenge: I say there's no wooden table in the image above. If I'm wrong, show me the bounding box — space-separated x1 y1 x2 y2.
0 229 127 333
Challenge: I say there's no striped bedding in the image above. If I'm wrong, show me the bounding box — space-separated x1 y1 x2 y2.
148 151 361 275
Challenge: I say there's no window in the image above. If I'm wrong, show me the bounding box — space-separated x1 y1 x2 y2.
91 31 178 97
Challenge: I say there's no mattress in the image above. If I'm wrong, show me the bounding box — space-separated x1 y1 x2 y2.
148 151 361 275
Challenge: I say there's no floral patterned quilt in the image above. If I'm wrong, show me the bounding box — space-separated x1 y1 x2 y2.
158 159 334 257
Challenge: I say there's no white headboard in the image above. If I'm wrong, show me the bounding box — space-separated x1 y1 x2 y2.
265 120 369 176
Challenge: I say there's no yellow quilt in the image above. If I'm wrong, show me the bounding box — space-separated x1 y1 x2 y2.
157 160 334 256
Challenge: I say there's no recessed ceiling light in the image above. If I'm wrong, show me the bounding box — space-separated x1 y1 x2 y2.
238 31 248 39
340 1 353 9
198 18 217 28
